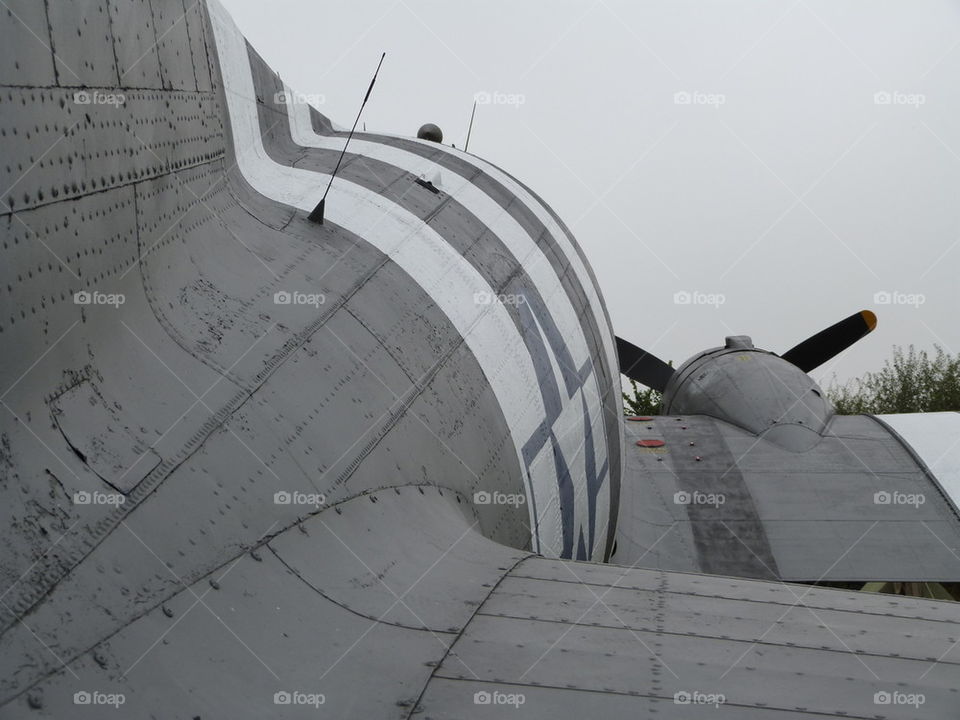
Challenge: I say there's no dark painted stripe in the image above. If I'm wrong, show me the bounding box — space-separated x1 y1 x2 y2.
496 166 622 562
581 388 609 559
661 420 779 580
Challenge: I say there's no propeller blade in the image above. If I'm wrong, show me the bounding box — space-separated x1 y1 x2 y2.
780 310 877 373
616 336 675 392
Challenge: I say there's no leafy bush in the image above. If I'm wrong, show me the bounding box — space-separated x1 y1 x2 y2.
622 378 663 416
827 344 960 414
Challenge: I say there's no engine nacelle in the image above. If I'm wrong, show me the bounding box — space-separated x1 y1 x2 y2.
661 335 833 451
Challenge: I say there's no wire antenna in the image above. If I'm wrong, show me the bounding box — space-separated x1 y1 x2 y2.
308 52 386 223
464 100 477 153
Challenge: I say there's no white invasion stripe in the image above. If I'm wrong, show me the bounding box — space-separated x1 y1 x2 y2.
286 93 609 552
399 135 619 396
402 129 625 538
286 95 595 381
877 412 960 513
208 0 566 556
526 300 608 556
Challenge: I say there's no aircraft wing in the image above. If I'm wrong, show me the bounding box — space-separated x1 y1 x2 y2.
4 488 958 718
616 413 960 582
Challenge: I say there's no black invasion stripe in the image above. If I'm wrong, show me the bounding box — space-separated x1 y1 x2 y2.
499 166 622 561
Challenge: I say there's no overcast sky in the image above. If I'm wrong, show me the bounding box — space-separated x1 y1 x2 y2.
221 0 960 387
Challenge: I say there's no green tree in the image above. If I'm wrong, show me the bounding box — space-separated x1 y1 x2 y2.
622 378 663 416
827 344 960 414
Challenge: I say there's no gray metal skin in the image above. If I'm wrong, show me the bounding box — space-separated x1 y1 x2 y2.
616 337 960 582
1 2 958 718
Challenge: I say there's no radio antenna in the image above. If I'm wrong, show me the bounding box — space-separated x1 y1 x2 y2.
464 100 477 153
308 52 386 223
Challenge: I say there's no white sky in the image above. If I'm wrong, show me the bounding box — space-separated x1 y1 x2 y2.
221 0 960 387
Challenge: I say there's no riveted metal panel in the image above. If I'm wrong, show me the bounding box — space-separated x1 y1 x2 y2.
0 185 137 338
878 411 960 516
0 86 224 215
5 539 452 718
616 414 960 582
270 489 522 632
50 379 161 492
425 557 960 719
420 679 819 720
511 558 960 621
481 575 958 661
47 1 119 87
0 0 57 86
150 0 196 90
183 0 212 92
614 416 701 571
725 414 960 581
108 0 163 88
7 3 957 719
